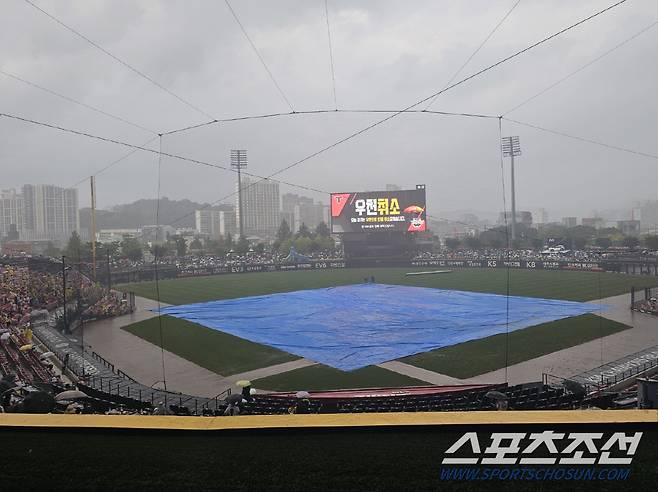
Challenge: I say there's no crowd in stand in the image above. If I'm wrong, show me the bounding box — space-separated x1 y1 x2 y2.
413 248 606 262
0 265 65 329
109 250 343 272
82 291 132 320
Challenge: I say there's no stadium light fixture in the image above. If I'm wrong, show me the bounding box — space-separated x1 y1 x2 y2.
501 136 521 242
231 150 248 239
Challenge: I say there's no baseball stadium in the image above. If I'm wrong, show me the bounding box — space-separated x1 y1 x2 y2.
2 1 658 489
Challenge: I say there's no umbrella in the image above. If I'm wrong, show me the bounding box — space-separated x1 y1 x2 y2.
55 390 89 401
295 391 311 399
236 380 251 388
485 391 508 401
0 333 9 341
19 344 33 352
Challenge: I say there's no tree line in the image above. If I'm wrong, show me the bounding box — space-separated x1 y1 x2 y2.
48 219 336 263
443 223 658 251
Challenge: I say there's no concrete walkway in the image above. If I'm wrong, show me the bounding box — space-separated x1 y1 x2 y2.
377 361 465 385
228 359 317 383
461 293 658 385
82 296 317 396
83 291 657 395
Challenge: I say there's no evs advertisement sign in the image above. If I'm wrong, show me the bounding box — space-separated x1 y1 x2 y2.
330 188 427 234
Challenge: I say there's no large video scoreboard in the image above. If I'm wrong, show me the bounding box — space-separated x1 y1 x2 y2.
330 187 427 234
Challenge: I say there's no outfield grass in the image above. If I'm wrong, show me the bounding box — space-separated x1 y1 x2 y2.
253 364 426 391
123 315 297 376
402 314 630 379
119 267 657 305
118 267 647 391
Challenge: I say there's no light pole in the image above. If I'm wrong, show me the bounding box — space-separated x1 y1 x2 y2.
106 248 112 294
501 136 522 242
231 149 248 239
61 255 68 333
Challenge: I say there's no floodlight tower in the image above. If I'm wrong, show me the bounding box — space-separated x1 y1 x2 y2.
501 136 522 242
231 149 248 239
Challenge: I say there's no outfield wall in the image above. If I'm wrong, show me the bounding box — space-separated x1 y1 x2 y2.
106 257 658 284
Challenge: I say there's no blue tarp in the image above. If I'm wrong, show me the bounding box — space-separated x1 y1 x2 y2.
156 284 606 371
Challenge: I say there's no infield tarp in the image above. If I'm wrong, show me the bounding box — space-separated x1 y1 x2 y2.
156 284 607 371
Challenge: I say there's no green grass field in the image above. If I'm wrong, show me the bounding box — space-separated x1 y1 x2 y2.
401 314 629 379
118 268 652 390
254 364 426 391
119 267 656 305
123 316 298 376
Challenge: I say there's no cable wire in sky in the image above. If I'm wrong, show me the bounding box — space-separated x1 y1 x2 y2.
162 108 497 135
262 0 629 182
68 135 160 188
22 0 216 121
504 20 658 115
502 117 658 160
0 111 326 195
425 0 521 111
325 0 338 110
1 69 158 135
224 0 295 112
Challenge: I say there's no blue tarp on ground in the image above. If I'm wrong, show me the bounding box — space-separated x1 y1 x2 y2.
155 284 606 371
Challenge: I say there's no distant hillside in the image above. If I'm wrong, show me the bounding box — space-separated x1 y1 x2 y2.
80 197 233 230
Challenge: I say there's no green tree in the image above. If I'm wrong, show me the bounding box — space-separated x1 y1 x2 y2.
235 236 249 255
121 237 143 261
254 242 265 254
189 237 203 251
622 236 640 249
444 237 460 250
480 228 507 248
573 236 588 250
644 235 658 250
104 241 121 257
295 236 313 253
315 221 330 237
43 242 61 258
315 235 335 252
277 219 292 241
595 237 612 249
65 231 83 262
297 223 311 238
172 235 187 257
150 243 170 258
463 236 481 250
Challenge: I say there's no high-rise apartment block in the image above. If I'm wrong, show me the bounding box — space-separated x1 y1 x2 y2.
0 184 79 243
236 178 280 238
195 208 236 239
281 193 326 232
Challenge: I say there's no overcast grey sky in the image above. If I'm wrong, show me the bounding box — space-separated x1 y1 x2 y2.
1 0 656 222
